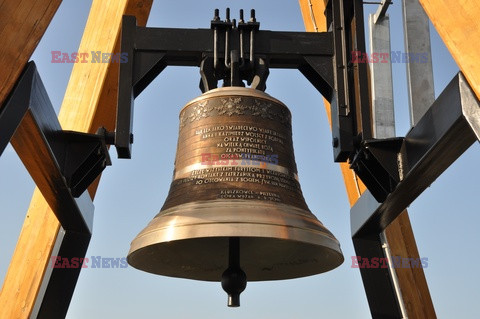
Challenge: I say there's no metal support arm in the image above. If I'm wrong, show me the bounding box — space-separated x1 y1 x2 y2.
351 72 480 237
0 61 108 318
115 8 359 159
0 62 111 216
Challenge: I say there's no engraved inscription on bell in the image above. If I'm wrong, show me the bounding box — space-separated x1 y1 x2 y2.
163 89 303 210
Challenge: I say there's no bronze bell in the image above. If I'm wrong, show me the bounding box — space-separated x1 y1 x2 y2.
127 87 343 306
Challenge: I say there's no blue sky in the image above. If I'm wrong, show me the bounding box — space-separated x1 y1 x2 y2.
1 1 478 318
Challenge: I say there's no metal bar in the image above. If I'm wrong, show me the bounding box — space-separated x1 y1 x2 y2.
0 63 33 156
352 72 480 237
331 0 355 162
116 15 136 159
10 62 94 234
367 13 408 318
369 14 395 139
35 229 92 318
353 0 373 140
462 88 480 140
30 227 66 318
352 236 403 317
134 27 334 59
378 232 408 316
374 0 392 24
402 0 434 125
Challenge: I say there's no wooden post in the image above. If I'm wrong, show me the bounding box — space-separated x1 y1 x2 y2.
298 1 436 317
0 1 152 318
0 1 62 108
419 0 480 100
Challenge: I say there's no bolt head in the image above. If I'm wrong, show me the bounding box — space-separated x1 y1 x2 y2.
332 137 339 148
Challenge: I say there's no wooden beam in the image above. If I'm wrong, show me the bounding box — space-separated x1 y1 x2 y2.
0 1 153 318
419 0 480 100
298 1 436 318
298 0 327 33
384 213 436 318
0 0 62 108
5 63 93 234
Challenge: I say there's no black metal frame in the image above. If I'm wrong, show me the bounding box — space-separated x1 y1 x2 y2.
328 0 372 162
113 3 371 160
2 1 479 318
328 1 480 316
352 73 480 237
1 6 369 318
111 4 417 318
115 13 335 157
0 62 111 318
350 72 480 317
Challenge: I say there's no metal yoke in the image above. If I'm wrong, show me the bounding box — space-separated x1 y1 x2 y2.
114 3 372 161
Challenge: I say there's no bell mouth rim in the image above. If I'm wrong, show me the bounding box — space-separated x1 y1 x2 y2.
179 87 289 114
127 199 343 281
127 235 344 282
129 199 341 249
128 223 342 257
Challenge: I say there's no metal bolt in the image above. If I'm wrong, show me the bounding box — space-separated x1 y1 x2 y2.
213 9 220 21
104 131 115 145
239 9 244 23
250 9 256 22
225 8 230 23
332 137 339 148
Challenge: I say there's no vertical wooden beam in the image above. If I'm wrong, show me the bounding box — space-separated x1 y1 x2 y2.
0 0 62 108
0 1 152 318
298 0 327 33
384 214 436 317
419 0 480 100
298 1 436 318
